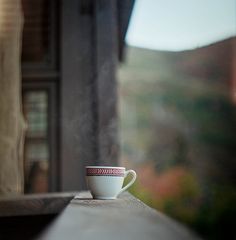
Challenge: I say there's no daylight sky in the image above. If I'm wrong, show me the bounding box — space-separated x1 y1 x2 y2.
126 0 236 51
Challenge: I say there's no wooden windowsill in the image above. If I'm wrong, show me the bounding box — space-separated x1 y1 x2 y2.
37 192 201 240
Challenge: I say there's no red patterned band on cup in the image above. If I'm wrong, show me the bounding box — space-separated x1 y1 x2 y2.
86 168 125 177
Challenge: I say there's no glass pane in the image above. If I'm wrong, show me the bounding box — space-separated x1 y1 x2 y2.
24 142 49 193
23 91 49 193
22 0 50 62
24 91 48 138
25 142 49 163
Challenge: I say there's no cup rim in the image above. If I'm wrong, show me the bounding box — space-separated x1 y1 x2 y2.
86 166 125 169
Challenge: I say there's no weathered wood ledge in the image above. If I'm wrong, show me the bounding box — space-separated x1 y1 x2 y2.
38 191 201 240
0 192 76 217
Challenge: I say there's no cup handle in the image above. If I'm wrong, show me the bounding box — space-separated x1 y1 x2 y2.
118 170 137 196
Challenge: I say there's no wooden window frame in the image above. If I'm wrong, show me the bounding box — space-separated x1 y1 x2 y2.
22 0 120 192
60 0 119 191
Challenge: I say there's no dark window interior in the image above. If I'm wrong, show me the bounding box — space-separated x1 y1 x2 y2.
22 0 50 63
21 0 58 193
23 91 49 193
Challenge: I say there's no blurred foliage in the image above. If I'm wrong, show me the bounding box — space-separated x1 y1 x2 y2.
119 46 236 239
127 165 201 224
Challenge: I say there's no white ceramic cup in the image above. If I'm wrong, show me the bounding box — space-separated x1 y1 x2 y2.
86 166 137 200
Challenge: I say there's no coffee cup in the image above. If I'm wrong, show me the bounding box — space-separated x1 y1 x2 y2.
86 166 137 200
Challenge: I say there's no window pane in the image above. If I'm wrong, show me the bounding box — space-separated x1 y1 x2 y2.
25 142 49 163
24 91 48 138
23 91 49 193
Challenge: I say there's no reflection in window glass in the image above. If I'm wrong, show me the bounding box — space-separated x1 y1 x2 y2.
24 92 48 138
25 142 49 163
23 91 49 193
